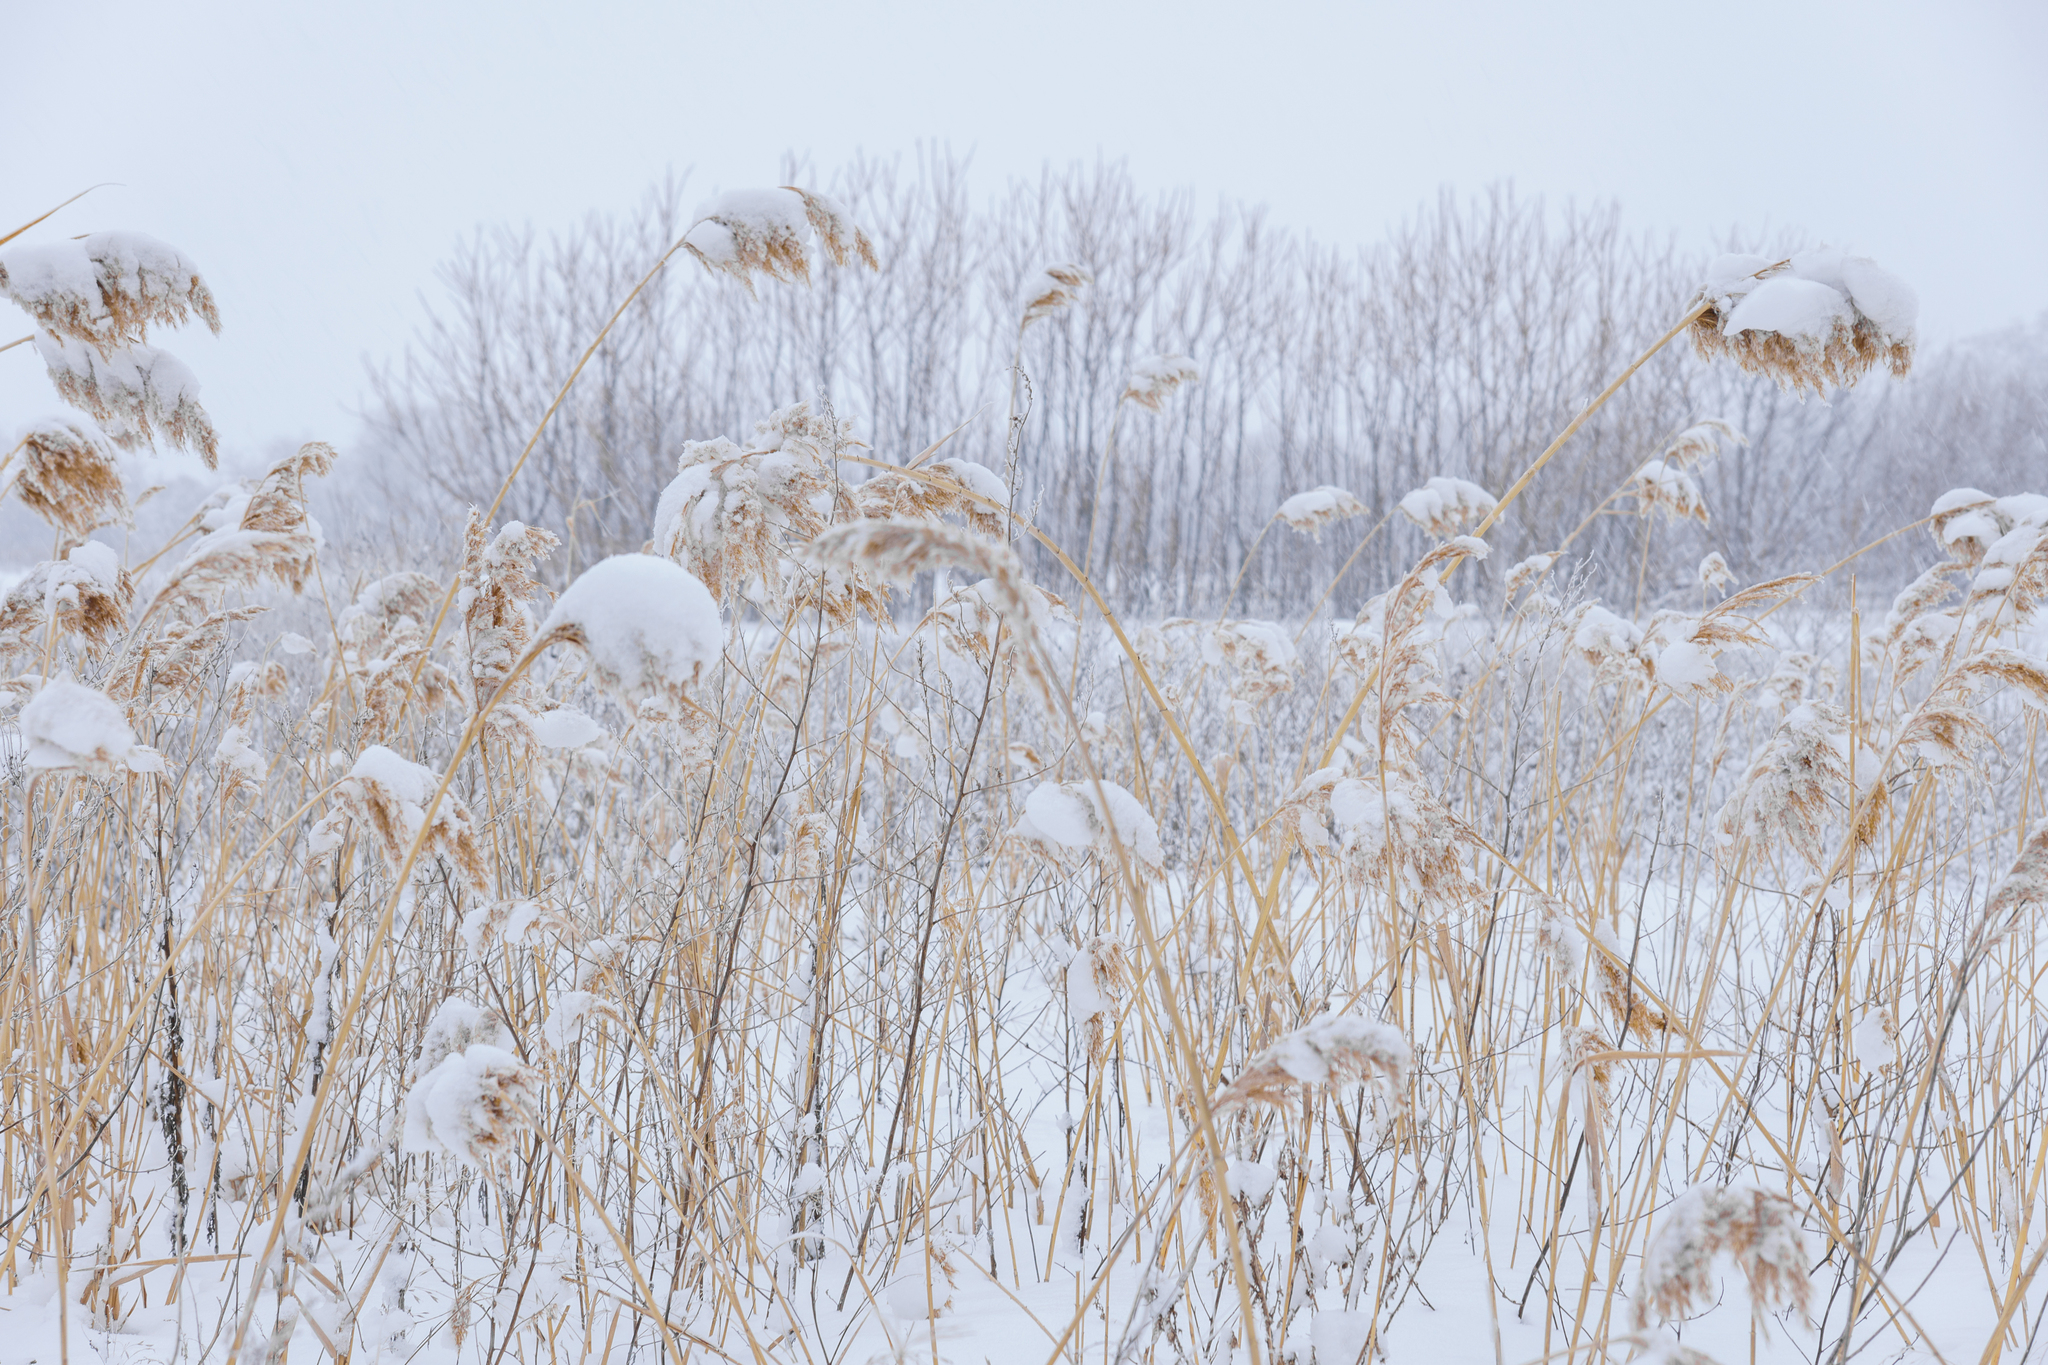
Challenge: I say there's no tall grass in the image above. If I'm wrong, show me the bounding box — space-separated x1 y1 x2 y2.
2 195 2045 1365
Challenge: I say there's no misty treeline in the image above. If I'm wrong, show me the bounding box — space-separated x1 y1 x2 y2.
352 154 2048 615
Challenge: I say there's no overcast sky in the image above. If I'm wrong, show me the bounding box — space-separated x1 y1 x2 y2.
6 0 2045 469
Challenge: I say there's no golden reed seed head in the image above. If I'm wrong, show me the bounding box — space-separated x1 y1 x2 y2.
1636 1182 1811 1327
0 230 219 354
1021 263 1091 326
12 415 126 537
1275 486 1369 538
34 330 218 466
680 187 879 292
1121 353 1199 411
1661 418 1746 470
1689 250 1915 397
0 543 132 658
1214 1013 1411 1113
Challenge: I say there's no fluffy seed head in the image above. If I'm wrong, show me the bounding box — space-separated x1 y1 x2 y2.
1215 1013 1411 1112
0 231 219 352
35 331 217 465
1021 263 1091 325
10 415 125 536
1276 485 1369 538
1636 1182 1811 1326
1689 250 1915 397
1662 418 1747 469
1630 458 1709 524
1398 475 1496 540
1121 353 1199 412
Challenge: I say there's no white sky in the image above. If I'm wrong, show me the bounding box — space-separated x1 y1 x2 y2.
6 0 2045 468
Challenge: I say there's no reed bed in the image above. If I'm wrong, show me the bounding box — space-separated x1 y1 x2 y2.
2 196 2044 1365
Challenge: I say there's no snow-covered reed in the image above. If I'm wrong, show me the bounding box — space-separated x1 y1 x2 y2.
2 201 2043 1365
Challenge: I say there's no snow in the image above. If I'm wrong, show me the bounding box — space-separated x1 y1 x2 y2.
1721 276 1852 341
1574 604 1643 660
540 554 724 717
1224 1157 1277 1204
532 705 605 749
1704 247 1916 346
1023 782 1099 847
401 1043 539 1166
1839 255 1919 339
351 743 438 805
1310 1310 1374 1365
1997 493 2048 528
1930 487 1994 517
1699 252 1777 300
1973 525 2042 593
16 674 163 775
278 630 314 655
1654 638 1721 692
1019 779 1164 877
695 187 808 241
1397 475 1495 537
1850 1011 1896 1067
928 457 1008 506
1275 485 1368 534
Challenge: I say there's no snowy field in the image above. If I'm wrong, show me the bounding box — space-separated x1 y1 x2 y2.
3 195 2046 1365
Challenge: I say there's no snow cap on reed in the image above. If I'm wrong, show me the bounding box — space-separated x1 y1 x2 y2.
401 1044 541 1166
0 230 219 352
681 187 876 291
1214 1012 1410 1112
17 673 163 775
1021 263 1090 325
539 554 724 720
1276 486 1369 538
1690 249 1915 396
1121 353 1199 411
1636 1181 1811 1326
1398 476 1496 540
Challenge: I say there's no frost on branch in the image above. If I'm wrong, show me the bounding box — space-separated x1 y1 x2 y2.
1690 249 1916 396
1635 1181 1811 1326
16 673 163 776
1398 476 1495 539
539 554 724 720
401 1044 541 1166
0 230 219 352
1276 485 1368 538
1214 1013 1410 1112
